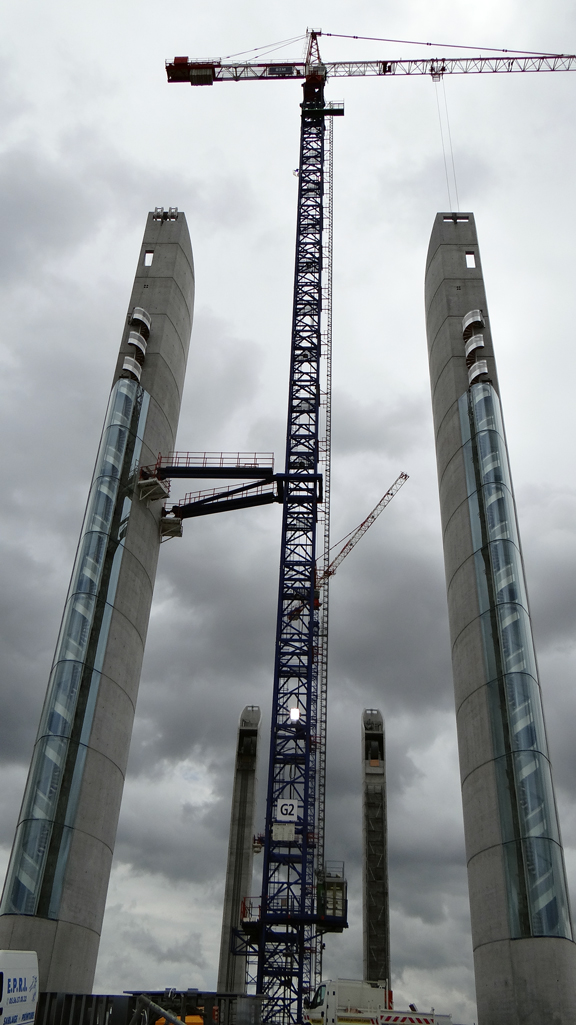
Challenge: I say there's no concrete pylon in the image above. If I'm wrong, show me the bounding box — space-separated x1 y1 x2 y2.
362 709 390 989
425 211 576 1024
0 210 194 992
217 706 261 993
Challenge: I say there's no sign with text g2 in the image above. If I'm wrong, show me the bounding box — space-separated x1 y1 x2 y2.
276 799 298 822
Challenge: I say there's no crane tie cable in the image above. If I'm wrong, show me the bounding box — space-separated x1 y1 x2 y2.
321 32 565 57
222 34 306 60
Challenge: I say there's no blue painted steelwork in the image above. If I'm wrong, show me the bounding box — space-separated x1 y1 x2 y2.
256 70 336 1025
163 37 346 1018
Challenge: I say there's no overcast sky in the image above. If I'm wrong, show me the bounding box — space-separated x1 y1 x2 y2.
2 1 576 1022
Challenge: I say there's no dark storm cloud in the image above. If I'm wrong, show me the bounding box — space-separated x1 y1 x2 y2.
328 540 453 714
175 310 270 448
389 850 468 927
0 769 27 851
517 486 576 648
0 545 62 766
391 899 471 971
124 508 280 769
96 899 209 990
113 780 229 885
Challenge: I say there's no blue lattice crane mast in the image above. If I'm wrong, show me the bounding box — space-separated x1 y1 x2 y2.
167 34 345 1025
254 38 344 1025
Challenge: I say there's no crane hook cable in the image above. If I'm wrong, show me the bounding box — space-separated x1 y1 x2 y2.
321 31 565 58
442 77 460 211
435 79 453 211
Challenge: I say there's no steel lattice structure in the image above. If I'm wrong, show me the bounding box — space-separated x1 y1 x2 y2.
312 110 334 993
256 68 339 1025
166 52 576 86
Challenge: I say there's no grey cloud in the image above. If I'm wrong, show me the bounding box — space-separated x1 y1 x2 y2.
176 309 266 448
129 928 206 969
2 3 576 1020
332 390 430 458
95 901 210 993
112 769 229 886
389 856 468 928
328 547 453 715
0 544 65 767
0 149 96 281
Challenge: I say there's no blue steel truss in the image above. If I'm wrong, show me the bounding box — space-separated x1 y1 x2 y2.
256 72 342 1025
161 46 346 1021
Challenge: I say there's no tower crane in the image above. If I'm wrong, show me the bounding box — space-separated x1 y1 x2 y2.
288 472 409 621
165 29 576 1025
317 472 409 591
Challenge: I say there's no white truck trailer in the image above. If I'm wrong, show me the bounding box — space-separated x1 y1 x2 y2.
304 979 451 1025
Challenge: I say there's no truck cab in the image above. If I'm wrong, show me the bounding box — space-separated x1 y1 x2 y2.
304 979 451 1025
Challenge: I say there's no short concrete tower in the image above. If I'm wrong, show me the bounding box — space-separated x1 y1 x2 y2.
425 212 576 1024
218 706 261 993
0 209 195 993
362 709 390 990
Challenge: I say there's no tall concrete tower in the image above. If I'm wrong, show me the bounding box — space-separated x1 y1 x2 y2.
361 710 390 989
0 209 195 993
218 706 261 993
425 212 576 1024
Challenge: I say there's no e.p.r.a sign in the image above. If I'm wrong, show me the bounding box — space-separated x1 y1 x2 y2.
0 951 38 1025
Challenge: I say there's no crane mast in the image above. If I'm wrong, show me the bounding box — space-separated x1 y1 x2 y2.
256 56 344 1025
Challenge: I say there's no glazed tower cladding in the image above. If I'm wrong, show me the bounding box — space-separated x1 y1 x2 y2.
425 212 576 1024
0 209 194 993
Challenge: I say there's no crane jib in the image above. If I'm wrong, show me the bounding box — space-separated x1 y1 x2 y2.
165 53 576 85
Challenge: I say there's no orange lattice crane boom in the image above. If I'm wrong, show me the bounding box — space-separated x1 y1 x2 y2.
288 472 409 622
317 472 409 590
